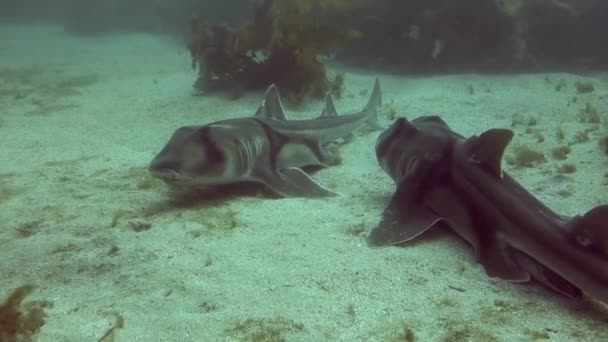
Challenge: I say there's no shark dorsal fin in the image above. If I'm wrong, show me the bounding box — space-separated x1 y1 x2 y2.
254 106 265 117
255 84 287 120
398 117 419 136
320 93 338 118
469 128 513 178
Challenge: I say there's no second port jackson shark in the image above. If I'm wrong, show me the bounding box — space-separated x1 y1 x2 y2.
369 116 608 305
150 79 383 198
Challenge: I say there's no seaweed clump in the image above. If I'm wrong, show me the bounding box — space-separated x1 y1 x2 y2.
599 134 608 155
225 317 305 341
188 14 267 99
0 286 47 341
188 0 356 103
507 145 546 168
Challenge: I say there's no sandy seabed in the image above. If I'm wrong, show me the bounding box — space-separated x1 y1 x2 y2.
1 24 607 341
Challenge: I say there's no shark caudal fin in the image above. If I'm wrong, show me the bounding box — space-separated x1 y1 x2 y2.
319 78 382 129
568 205 608 257
362 78 383 130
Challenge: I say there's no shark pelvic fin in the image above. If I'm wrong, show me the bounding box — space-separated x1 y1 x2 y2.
511 250 582 298
478 234 530 282
468 128 514 178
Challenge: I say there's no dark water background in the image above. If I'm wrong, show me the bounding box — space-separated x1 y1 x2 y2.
1 0 607 72
0 0 249 35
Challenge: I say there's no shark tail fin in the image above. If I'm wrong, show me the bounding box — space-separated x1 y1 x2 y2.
568 205 608 257
362 78 383 130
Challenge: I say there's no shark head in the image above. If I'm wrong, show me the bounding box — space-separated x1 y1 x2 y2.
149 124 246 188
368 116 455 247
375 116 453 183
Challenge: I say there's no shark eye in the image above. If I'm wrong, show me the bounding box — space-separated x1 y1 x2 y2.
568 206 608 257
185 128 225 172
571 227 608 257
574 230 593 249
199 137 225 165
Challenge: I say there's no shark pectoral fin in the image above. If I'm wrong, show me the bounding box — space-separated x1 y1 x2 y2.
511 250 582 298
425 187 479 247
368 203 441 247
260 167 338 197
478 236 530 282
367 180 442 246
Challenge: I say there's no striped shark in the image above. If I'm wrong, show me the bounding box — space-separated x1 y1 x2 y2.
369 116 608 305
149 79 383 197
